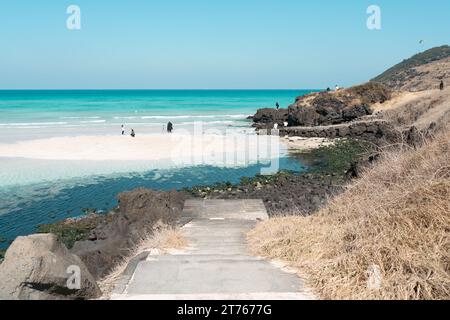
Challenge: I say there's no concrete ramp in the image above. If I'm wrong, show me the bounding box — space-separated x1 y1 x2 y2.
111 199 315 300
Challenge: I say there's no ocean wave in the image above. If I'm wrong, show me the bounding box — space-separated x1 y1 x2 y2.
177 120 235 126
114 114 250 120
113 116 139 120
61 116 101 119
79 120 106 123
0 122 68 126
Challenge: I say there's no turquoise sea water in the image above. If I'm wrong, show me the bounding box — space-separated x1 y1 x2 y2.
0 90 311 141
0 90 316 248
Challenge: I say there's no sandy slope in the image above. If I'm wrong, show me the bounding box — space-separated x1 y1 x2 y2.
371 87 450 130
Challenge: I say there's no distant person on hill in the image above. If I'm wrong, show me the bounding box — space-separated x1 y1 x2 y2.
131 129 135 138
440 80 444 90
167 121 173 133
121 125 125 135
335 85 340 91
276 102 280 110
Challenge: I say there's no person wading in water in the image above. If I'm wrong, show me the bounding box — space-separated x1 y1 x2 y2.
167 121 173 133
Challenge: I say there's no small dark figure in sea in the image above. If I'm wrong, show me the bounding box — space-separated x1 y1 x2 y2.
276 102 280 110
121 124 125 135
167 121 173 133
326 87 331 92
440 80 444 90
131 129 135 138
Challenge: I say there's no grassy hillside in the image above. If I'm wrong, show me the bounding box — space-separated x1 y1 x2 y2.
372 45 450 85
248 126 450 300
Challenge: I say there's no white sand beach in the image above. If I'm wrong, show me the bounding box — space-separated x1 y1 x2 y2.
0 134 329 188
0 134 333 162
0 133 283 162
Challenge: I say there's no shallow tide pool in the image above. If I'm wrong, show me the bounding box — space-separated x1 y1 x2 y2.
0 156 306 248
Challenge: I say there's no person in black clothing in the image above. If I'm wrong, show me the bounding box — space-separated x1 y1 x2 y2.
275 102 280 110
440 80 444 90
130 129 135 138
167 121 173 133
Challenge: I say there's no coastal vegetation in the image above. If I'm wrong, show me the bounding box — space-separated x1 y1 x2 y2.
372 45 450 85
37 214 111 249
293 139 371 176
248 127 450 299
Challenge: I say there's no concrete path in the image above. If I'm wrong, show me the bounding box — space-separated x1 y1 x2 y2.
111 199 315 300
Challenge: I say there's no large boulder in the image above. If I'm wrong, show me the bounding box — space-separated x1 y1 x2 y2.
253 108 288 125
0 234 101 300
71 189 185 279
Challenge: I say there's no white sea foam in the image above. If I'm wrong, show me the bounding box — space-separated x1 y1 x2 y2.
0 122 68 126
177 120 235 125
61 116 101 119
79 120 106 123
115 114 250 120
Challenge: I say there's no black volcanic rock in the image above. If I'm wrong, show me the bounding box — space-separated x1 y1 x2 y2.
71 189 185 279
342 104 373 122
253 108 288 125
252 83 389 129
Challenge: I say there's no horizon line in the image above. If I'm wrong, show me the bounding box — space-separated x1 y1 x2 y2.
0 88 322 91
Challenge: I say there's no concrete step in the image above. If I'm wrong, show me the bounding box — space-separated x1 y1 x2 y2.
124 257 303 295
111 292 315 300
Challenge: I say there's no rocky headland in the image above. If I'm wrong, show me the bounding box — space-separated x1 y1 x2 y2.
253 46 450 145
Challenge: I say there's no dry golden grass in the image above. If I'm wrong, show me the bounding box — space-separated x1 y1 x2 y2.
98 223 187 298
248 129 450 300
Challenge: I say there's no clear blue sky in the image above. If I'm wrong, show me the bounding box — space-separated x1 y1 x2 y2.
0 0 449 89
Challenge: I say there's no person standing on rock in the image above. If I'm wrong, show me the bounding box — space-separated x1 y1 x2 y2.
276 102 280 110
440 80 444 90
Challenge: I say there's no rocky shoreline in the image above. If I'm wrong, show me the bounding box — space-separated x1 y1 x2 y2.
0 189 185 299
184 138 371 216
0 126 374 300
186 172 342 216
